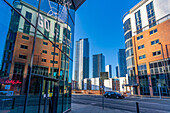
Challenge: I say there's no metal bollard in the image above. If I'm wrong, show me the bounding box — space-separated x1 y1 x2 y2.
136 102 140 113
12 98 15 109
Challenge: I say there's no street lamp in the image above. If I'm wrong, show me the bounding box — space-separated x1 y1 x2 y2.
165 44 170 59
158 42 169 96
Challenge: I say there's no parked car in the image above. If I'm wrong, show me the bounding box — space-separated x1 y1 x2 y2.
104 91 125 99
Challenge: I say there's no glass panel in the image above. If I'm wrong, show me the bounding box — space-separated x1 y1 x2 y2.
1 0 75 113
0 1 36 113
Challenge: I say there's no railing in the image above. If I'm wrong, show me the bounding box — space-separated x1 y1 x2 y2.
133 14 170 35
122 11 130 21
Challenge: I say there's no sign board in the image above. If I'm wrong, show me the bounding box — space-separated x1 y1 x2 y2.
5 85 10 90
100 72 109 81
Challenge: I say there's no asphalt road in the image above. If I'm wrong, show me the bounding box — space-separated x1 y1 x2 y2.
72 95 170 113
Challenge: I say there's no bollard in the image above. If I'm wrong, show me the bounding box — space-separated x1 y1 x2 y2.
136 102 140 113
12 98 15 109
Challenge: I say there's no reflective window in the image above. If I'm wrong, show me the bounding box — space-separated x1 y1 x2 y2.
126 58 135 67
0 0 76 112
126 48 133 58
19 54 27 59
137 35 143 40
153 50 161 56
23 11 32 34
43 41 48 45
150 28 157 35
151 39 159 45
139 54 146 60
124 31 132 41
22 35 29 40
138 64 147 76
138 44 144 50
42 59 46 62
42 50 47 54
146 1 156 28
125 39 133 49
123 18 131 33
50 60 58 64
20 45 28 49
135 10 142 34
51 52 58 56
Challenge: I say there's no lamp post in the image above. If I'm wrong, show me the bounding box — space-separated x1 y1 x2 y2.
158 42 169 96
165 44 170 59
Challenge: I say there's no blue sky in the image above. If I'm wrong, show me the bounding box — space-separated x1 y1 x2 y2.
74 0 141 78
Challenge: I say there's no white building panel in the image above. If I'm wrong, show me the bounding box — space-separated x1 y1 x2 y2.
154 0 170 20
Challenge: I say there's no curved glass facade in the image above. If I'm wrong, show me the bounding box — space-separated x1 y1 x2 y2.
123 17 137 94
0 0 78 112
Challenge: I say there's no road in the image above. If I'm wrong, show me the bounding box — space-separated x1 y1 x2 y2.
72 95 170 113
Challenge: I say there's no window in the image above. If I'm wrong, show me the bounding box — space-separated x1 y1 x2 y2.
54 23 60 42
20 45 28 49
139 54 146 60
42 50 47 54
22 35 29 40
123 18 131 33
23 11 32 34
66 48 70 54
146 2 156 28
149 59 170 74
137 35 143 40
153 50 161 56
51 52 58 56
43 42 48 45
126 48 133 58
44 29 49 39
50 60 58 64
19 54 27 59
135 10 142 34
63 28 70 40
138 64 147 75
124 31 132 41
42 59 46 62
150 29 157 35
151 39 159 45
52 44 59 48
138 44 144 50
125 39 133 49
30 66 48 76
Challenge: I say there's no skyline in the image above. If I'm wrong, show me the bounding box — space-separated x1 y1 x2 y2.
74 0 141 78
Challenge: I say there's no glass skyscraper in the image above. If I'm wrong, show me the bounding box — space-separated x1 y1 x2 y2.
118 49 127 77
74 38 89 89
116 66 119 78
93 53 105 78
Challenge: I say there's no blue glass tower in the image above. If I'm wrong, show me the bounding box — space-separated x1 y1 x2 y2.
118 49 127 77
93 53 105 78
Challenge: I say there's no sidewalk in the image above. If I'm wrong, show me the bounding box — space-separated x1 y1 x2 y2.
70 103 133 113
130 95 170 100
